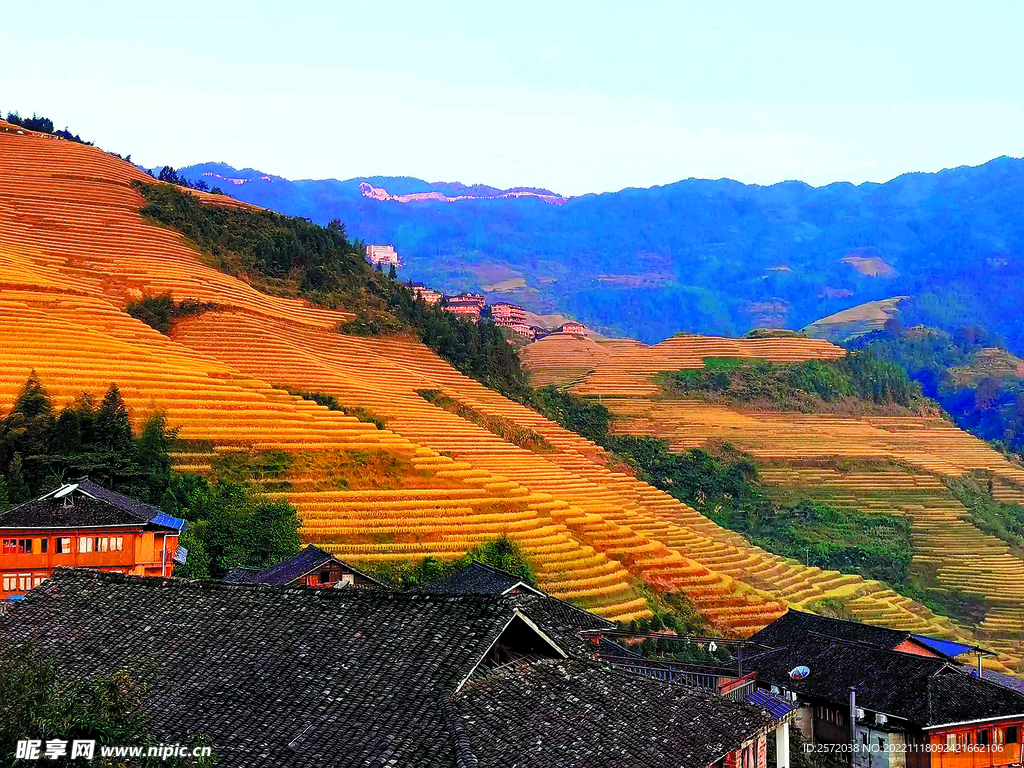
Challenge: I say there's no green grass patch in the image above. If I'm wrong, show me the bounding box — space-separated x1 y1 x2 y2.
417 389 556 453
276 385 387 429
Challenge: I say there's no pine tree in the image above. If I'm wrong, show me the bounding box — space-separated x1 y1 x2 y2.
95 384 135 454
388 263 397 280
12 371 53 419
0 476 9 512
137 411 177 502
7 453 31 503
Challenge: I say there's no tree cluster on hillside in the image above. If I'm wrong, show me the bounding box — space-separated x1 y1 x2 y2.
0 373 175 509
134 181 533 401
659 353 924 413
4 111 91 144
851 322 1024 457
150 165 225 195
126 294 220 335
161 473 300 580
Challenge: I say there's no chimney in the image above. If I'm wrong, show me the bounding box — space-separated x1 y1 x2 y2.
849 687 857 768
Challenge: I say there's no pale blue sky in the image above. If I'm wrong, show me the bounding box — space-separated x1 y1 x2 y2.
3 0 1023 195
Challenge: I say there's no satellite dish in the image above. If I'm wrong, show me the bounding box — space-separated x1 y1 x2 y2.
708 641 718 653
53 484 79 499
789 666 810 680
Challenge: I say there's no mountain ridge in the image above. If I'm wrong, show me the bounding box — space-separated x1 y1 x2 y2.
179 155 1024 350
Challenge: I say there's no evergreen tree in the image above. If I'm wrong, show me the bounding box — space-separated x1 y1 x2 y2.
7 372 55 491
388 263 397 280
7 453 31 504
0 476 9 512
137 411 177 503
95 384 135 454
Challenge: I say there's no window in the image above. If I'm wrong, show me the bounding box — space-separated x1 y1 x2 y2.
78 536 94 553
39 538 47 554
1007 727 1019 744
114 537 124 552
32 575 45 587
2 575 14 591
2 539 31 555
55 537 71 554
318 570 331 585
979 730 991 747
947 734 957 752
95 537 109 552
995 729 1005 746
878 738 886 751
17 573 32 591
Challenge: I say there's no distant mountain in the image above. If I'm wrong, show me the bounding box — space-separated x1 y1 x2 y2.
179 158 1024 350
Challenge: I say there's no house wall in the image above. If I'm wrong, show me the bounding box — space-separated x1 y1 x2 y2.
854 725 906 768
814 703 850 745
2 527 178 597
725 731 769 768
892 639 941 658
294 563 378 588
929 720 1024 768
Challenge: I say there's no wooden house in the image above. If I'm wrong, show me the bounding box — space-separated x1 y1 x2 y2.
0 479 185 599
745 610 1024 768
223 544 385 589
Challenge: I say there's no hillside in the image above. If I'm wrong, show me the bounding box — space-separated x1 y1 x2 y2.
522 331 1024 666
0 120 822 636
10 120 1024 669
179 158 1024 352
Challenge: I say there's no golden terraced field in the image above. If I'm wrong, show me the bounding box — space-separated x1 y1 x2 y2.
2 120 1020 664
523 330 1024 667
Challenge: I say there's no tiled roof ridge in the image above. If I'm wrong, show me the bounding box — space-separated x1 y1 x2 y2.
927 666 1024 719
802 631 953 668
42 567 512 606
785 608 913 640
75 477 162 521
438 692 480 768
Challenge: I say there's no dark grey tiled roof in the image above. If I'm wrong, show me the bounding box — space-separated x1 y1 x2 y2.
982 669 1024 695
0 568 526 767
0 479 182 531
228 545 386 587
0 495 148 529
453 659 774 768
744 634 1024 727
507 592 614 657
417 562 541 596
749 609 922 653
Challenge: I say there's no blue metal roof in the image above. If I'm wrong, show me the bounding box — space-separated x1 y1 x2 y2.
911 635 977 658
150 511 186 532
746 689 795 719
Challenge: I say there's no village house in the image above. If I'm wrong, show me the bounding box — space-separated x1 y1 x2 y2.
410 282 443 305
224 543 386 589
0 479 185 599
0 567 791 767
558 320 586 334
489 302 535 339
743 610 1024 768
442 294 485 321
365 244 400 268
445 292 486 309
490 302 527 327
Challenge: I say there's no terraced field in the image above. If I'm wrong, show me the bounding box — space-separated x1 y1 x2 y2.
524 328 1024 666
3 120 1021 662
521 332 846 393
